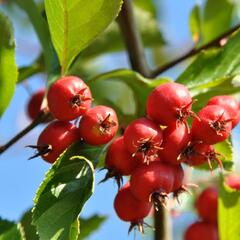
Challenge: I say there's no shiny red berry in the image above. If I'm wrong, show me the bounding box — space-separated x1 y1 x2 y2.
30 121 80 163
225 175 240 190
114 182 152 233
184 221 218 240
101 136 142 187
47 76 92 121
130 161 174 208
171 164 184 192
192 105 232 145
79 105 118 145
123 118 163 163
171 164 192 200
159 123 190 165
195 187 218 223
180 143 222 170
147 82 193 126
207 95 240 128
27 89 45 120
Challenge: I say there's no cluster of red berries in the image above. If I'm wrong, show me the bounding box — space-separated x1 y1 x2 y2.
185 175 240 240
185 187 218 240
28 76 119 163
27 79 239 234
225 174 240 190
103 82 239 232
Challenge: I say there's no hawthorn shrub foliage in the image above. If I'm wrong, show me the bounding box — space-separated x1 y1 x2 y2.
1 0 240 239
185 186 219 240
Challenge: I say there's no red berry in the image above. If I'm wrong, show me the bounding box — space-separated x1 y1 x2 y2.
27 89 45 120
207 95 240 128
114 182 152 232
171 164 192 200
180 143 222 170
159 123 190 165
147 82 193 126
101 136 142 187
123 118 163 163
47 76 92 121
30 121 80 163
171 164 184 192
79 105 118 145
192 105 232 145
130 161 174 208
184 221 218 240
225 175 240 190
106 136 140 175
195 187 218 223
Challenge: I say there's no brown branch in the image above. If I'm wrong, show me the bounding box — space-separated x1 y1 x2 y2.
117 0 151 78
0 110 52 155
154 208 172 240
118 1 170 239
150 24 240 78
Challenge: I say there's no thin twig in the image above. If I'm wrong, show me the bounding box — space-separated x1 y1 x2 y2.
0 111 52 155
117 0 151 78
118 1 171 239
150 24 240 78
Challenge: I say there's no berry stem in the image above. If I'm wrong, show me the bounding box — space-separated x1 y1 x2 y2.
154 207 172 240
0 110 52 155
150 24 240 77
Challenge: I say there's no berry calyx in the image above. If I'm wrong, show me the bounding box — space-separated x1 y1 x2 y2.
47 76 92 121
146 82 194 126
79 105 118 145
184 221 218 240
225 175 240 190
29 121 80 163
100 136 142 187
27 89 45 121
123 118 163 164
130 161 174 209
192 105 232 145
170 164 191 201
159 123 190 165
179 142 223 170
114 182 152 233
207 95 240 128
195 187 218 223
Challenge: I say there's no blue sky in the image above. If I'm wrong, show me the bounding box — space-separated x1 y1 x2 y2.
1 1 239 240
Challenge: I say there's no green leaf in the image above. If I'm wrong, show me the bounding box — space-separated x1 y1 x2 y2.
79 6 165 60
177 29 240 94
32 142 95 240
88 69 170 117
134 0 156 17
219 176 240 240
0 12 18 117
189 5 201 43
190 75 240 113
80 215 107 240
13 0 57 73
20 210 38 240
0 219 23 240
45 0 123 74
215 139 233 162
202 0 234 43
70 219 80 240
18 63 44 83
188 0 234 45
75 142 104 167
0 218 15 235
